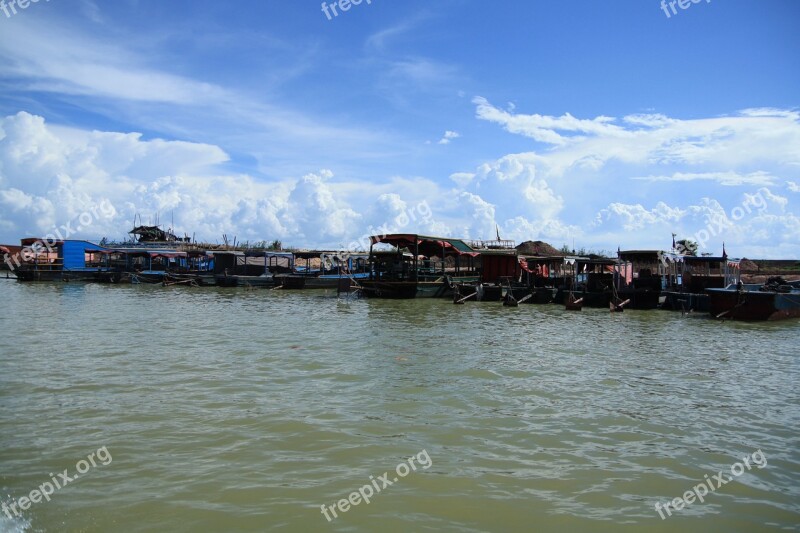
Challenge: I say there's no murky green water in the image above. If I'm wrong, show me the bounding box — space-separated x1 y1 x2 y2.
1 280 798 532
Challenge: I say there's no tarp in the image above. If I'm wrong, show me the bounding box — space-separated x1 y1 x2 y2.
149 252 187 259
370 234 478 256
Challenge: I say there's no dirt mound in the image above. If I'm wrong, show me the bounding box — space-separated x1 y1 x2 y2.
739 258 758 272
516 240 561 256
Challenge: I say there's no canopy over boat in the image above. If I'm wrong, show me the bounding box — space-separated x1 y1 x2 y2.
369 234 479 257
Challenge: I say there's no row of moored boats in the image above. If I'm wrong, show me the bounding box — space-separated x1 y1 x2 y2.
2 230 799 321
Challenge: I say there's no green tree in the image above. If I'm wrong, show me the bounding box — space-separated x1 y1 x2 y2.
675 239 698 256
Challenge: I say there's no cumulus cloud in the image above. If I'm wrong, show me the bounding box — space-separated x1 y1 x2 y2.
594 202 686 231
593 188 797 255
0 113 443 248
466 98 800 256
2 104 798 258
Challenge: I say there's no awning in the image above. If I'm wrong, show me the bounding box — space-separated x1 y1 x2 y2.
149 251 187 259
370 234 478 257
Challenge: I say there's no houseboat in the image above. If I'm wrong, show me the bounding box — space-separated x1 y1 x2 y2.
525 255 570 304
452 243 530 303
707 278 800 321
111 249 189 283
616 250 677 309
213 250 292 287
162 250 217 286
360 234 480 298
661 254 741 313
14 239 116 282
275 251 370 290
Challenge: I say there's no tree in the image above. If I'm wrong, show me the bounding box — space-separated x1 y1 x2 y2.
675 239 698 256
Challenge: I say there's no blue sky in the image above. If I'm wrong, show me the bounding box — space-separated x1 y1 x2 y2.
0 0 798 257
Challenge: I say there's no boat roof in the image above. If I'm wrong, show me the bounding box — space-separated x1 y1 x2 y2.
476 249 519 256
526 255 568 261
370 234 478 256
682 255 739 263
618 250 665 259
292 250 368 259
97 248 187 258
578 257 618 265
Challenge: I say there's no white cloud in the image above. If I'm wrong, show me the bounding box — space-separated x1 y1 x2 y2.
632 171 777 186
449 172 474 187
0 113 446 249
593 188 797 256
472 97 800 178
437 131 460 145
595 202 687 231
473 96 623 146
466 98 800 256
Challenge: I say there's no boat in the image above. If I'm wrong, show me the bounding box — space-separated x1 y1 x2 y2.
616 250 677 309
111 249 190 284
524 255 570 304
275 251 370 290
1 245 19 279
452 241 532 303
360 234 480 299
565 292 583 311
161 250 217 286
563 257 583 310
661 253 741 313
213 250 292 288
575 257 618 308
707 277 800 321
14 238 117 282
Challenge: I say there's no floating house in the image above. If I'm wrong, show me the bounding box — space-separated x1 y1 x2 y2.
276 251 371 290
15 239 113 282
661 254 741 312
616 250 676 309
213 250 293 287
361 234 480 298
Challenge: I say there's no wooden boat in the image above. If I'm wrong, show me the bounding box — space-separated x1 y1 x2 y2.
524 255 570 304
565 292 583 311
453 244 532 303
14 239 118 282
275 252 370 290
564 259 583 310
707 278 800 321
616 250 677 309
213 251 292 287
609 283 629 312
661 253 740 313
360 234 480 299
575 257 617 308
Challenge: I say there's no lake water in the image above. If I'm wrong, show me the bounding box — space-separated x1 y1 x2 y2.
1 280 798 532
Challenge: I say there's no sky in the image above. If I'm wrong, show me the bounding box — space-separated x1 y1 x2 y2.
0 0 799 258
